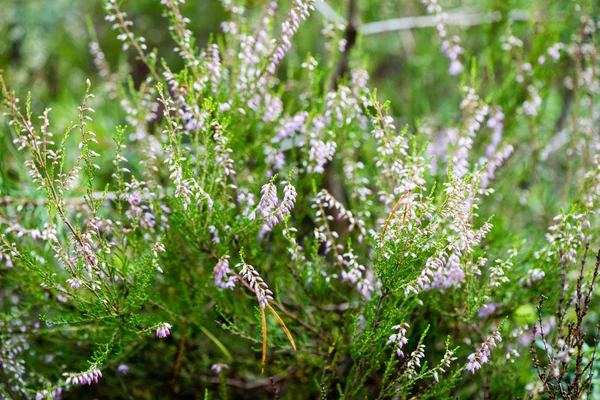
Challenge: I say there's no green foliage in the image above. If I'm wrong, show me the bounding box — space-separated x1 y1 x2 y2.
1 0 600 399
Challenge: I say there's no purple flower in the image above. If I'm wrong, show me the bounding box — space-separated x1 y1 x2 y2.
237 255 273 309
211 363 230 375
62 368 102 385
465 328 502 374
386 323 409 358
117 364 129 375
466 354 481 374
156 322 172 338
67 278 83 290
279 181 297 217
214 256 237 289
258 182 278 219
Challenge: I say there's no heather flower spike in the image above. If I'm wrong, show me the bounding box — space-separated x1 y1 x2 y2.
62 368 102 386
466 323 504 374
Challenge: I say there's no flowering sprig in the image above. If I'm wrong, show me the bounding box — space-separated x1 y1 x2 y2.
489 248 517 287
236 251 273 309
314 189 367 243
255 177 298 231
214 255 237 289
386 323 410 358
421 0 464 75
466 324 504 374
160 0 201 71
266 0 316 75
62 368 102 386
104 0 159 81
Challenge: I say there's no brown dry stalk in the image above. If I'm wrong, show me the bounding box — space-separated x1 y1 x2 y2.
267 304 297 350
172 322 186 381
260 306 267 374
232 270 298 367
380 193 408 244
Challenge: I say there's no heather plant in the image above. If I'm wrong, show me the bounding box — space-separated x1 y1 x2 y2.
0 0 600 399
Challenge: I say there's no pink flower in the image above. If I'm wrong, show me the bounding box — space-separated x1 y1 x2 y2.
211 363 230 374
62 368 102 385
156 322 172 338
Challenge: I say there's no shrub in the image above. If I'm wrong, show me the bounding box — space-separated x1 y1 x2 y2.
1 0 599 398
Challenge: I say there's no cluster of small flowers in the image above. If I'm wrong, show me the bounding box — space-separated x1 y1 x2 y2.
314 189 367 243
321 23 347 54
267 0 316 75
214 256 237 289
160 0 200 68
151 241 167 273
156 322 172 338
163 68 205 133
162 96 213 212
307 131 337 174
342 161 373 207
477 144 514 196
0 248 13 267
500 35 524 52
257 183 278 227
489 248 517 287
89 40 119 95
104 0 151 56
406 173 493 295
280 181 298 216
75 230 98 280
510 315 556 347
421 0 464 75
62 368 102 385
553 339 576 364
536 212 590 267
465 328 502 373
275 112 309 143
370 102 412 204
520 268 545 287
34 389 63 400
212 121 236 178
122 179 168 233
429 88 505 189
267 112 309 174
103 0 164 150
222 1 278 102
237 257 274 308
478 302 500 318
0 322 38 397
256 180 298 231
306 81 370 175
351 69 371 104
404 342 426 379
325 87 367 128
283 226 307 263
340 248 375 299
236 189 257 219
432 345 459 382
386 323 410 358
523 85 542 116
455 87 490 177
547 43 564 62
205 44 222 93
